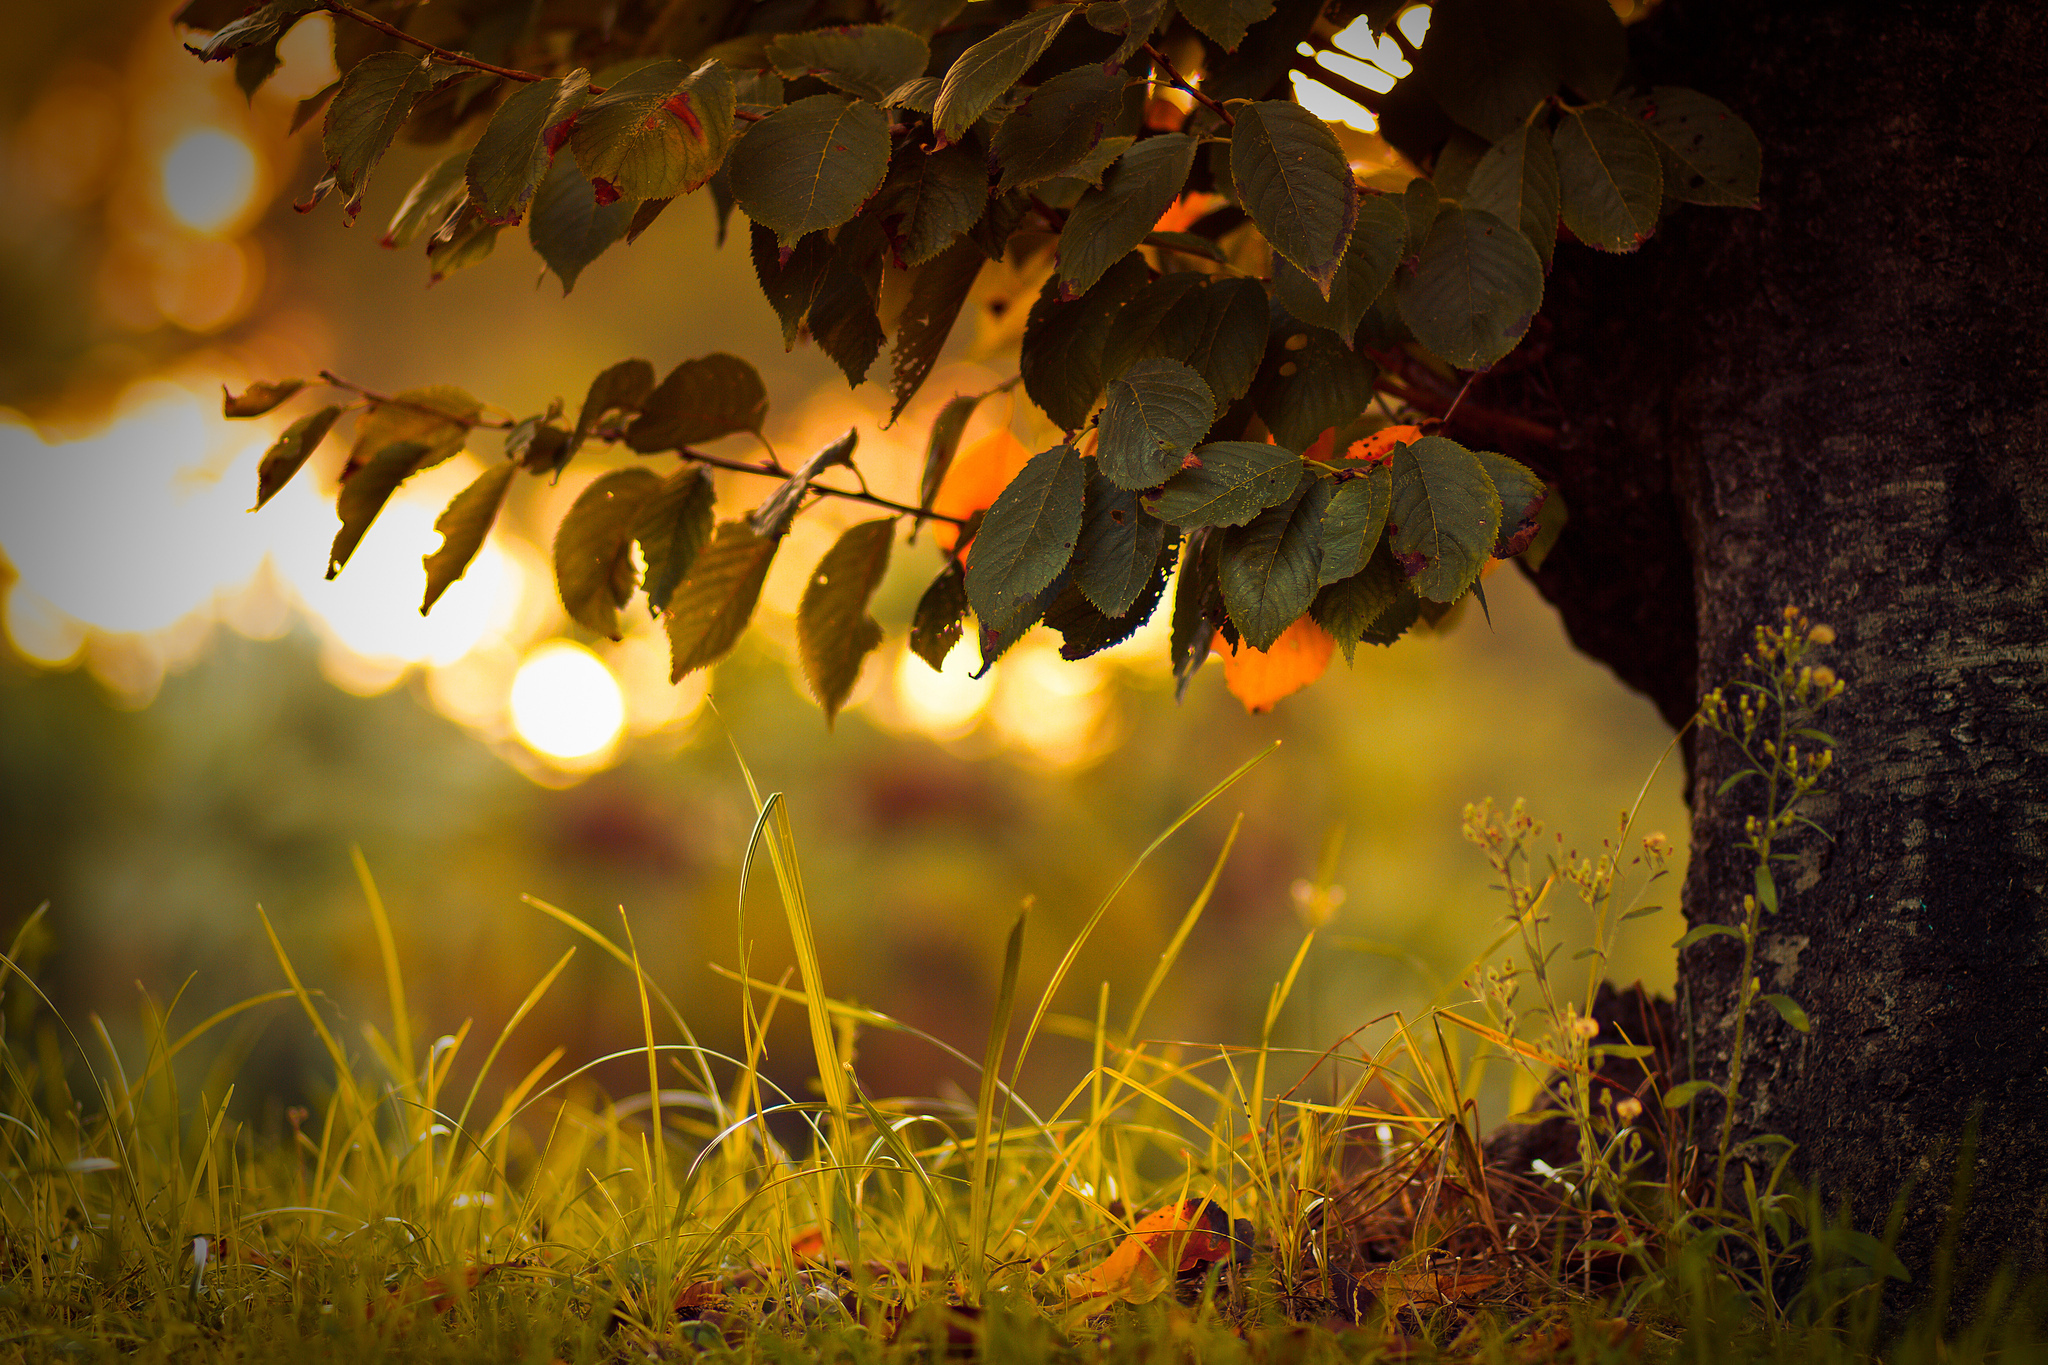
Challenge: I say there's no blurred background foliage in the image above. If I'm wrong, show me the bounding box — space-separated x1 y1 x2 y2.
0 0 1684 1123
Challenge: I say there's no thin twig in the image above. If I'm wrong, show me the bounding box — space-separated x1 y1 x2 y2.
1438 370 1481 429
672 446 971 527
318 371 511 428
1144 42 1234 128
320 2 547 85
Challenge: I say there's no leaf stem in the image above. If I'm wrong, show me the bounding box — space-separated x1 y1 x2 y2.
666 447 970 527
317 371 509 428
1143 43 1234 128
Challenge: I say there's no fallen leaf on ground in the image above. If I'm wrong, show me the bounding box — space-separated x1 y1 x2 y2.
1064 1198 1234 1303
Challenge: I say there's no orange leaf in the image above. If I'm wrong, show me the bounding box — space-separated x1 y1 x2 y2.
1063 1199 1233 1303
1345 424 1424 465
790 1226 826 1260
1215 617 1335 713
931 428 1031 553
1152 192 1225 236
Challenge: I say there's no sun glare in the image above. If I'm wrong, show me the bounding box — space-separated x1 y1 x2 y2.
509 640 627 763
160 128 259 234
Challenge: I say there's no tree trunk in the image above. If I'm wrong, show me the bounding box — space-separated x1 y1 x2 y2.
1519 0 2048 1278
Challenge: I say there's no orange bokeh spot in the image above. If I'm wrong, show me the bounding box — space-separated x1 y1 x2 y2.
1152 192 1225 236
1213 616 1336 713
931 428 1031 553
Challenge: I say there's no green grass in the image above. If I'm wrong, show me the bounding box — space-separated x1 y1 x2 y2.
1 712 2043 1362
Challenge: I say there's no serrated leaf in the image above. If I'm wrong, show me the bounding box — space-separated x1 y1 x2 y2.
345 385 479 479
1762 993 1810 1033
884 75 943 112
1145 231 1227 263
1674 923 1744 951
324 51 442 220
421 460 516 614
1146 440 1302 528
1395 206 1545 370
467 72 590 222
664 520 780 679
1103 274 1268 409
1044 553 1169 659
1230 101 1356 297
974 566 1069 670
1058 132 1196 296
624 354 768 451
933 5 1073 142
887 0 969 41
329 440 428 578
1466 116 1560 270
809 217 889 386
918 390 988 525
571 60 734 203
1317 466 1389 585
634 466 717 613
1176 0 1274 52
555 467 662 638
253 404 341 509
1554 105 1662 252
965 442 1086 642
571 358 657 459
1472 448 1545 556
910 559 969 669
1273 191 1406 340
1387 435 1500 602
1310 540 1406 660
224 378 304 418
889 239 986 422
1252 323 1377 451
1634 86 1760 208
751 220 834 348
1073 466 1172 617
1085 0 1170 66
768 25 929 104
423 208 500 282
1169 527 1225 696
797 518 895 723
529 151 635 292
383 149 470 249
1098 358 1215 490
728 95 892 246
752 429 860 539
1220 478 1324 649
1415 0 1557 141
188 0 317 62
1020 252 1152 431
992 66 1128 193
888 142 990 265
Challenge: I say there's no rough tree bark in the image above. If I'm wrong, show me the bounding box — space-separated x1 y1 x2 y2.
1501 0 2048 1277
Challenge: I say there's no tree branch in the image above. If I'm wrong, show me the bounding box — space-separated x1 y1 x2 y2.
320 2 547 85
1144 43 1235 128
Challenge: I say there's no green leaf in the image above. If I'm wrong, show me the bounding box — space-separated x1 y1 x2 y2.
1762 993 1810 1033
253 404 341 509
1273 191 1406 341
328 440 428 578
466 71 590 222
571 59 735 203
1661 1079 1720 1109
1432 128 1489 199
1020 252 1153 431
1170 528 1225 695
1387 435 1500 602
918 389 988 521
768 25 930 104
1311 543 1408 661
1554 105 1662 252
421 461 516 615
1230 102 1356 298
1395 206 1545 370
1252 323 1377 451
664 521 781 679
888 142 990 265
424 209 502 282
795 518 895 723
1103 274 1268 408
910 559 969 669
571 358 657 459
728 95 892 246
1466 115 1560 270
1085 0 1170 66
1402 176 1442 251
1317 466 1389 585
933 5 1073 143
345 385 479 478
1176 0 1274 52
883 75 942 112
634 466 717 613
752 430 860 539
1754 865 1779 915
992 66 1128 194
1145 440 1302 528
1470 448 1545 556
1415 0 1558 141
1097 358 1215 491
965 442 1086 641
512 422 571 476
1674 923 1744 951
528 151 635 293
889 240 986 423
188 0 318 62
1220 478 1324 649
324 51 443 220
224 378 304 418
1634 86 1761 208
624 353 769 451
1044 556 1169 659
382 150 470 250
1144 230 1227 263
808 217 890 386
554 467 662 639
751 220 834 349
1551 0 1627 103
1058 133 1197 296
1073 466 1171 617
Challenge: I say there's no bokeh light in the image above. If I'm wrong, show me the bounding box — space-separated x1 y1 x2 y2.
159 127 258 234
509 639 626 762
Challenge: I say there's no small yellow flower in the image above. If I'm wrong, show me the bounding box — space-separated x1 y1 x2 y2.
1808 624 1837 645
1569 1015 1601 1041
1616 1097 1643 1124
